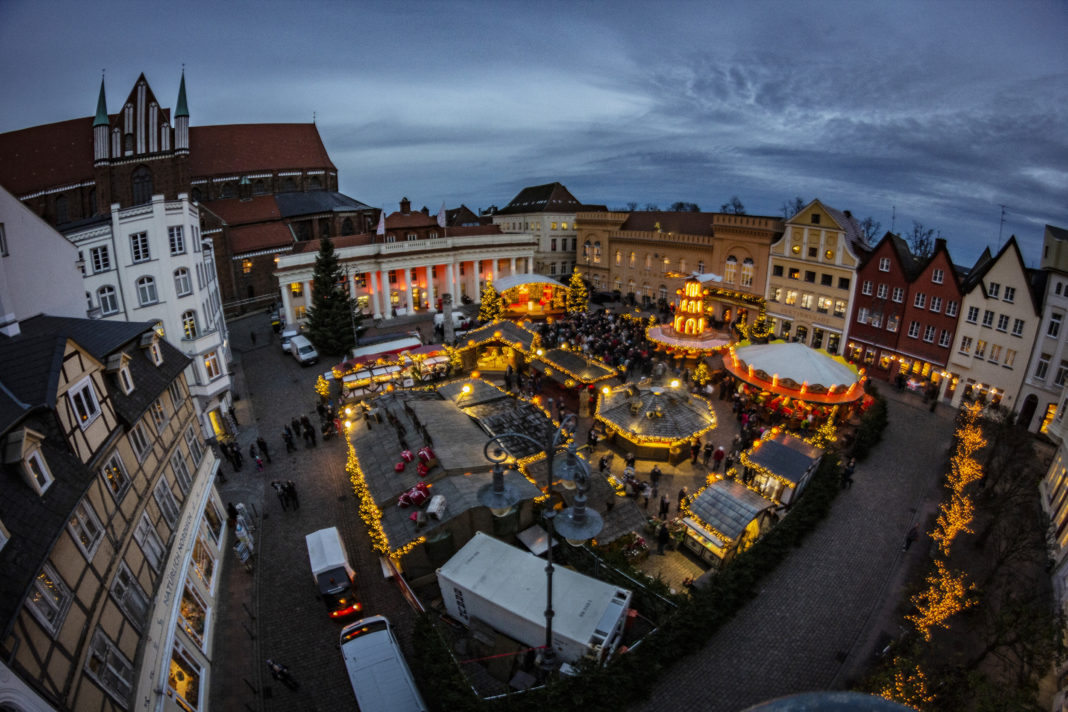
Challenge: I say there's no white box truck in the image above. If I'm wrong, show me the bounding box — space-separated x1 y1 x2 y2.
306 527 360 619
436 532 632 665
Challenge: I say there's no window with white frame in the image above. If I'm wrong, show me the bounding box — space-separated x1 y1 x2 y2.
966 306 979 323
68 376 101 428
168 380 183 407
878 257 890 272
982 310 995 328
185 426 204 467
111 563 149 629
800 293 814 310
182 310 198 339
169 643 203 710
192 535 217 590
1003 286 1015 303
86 629 134 704
134 514 165 571
27 563 73 635
171 449 192 494
946 300 958 317
892 287 904 303
68 498 104 560
168 226 185 255
203 351 221 381
149 341 163 366
1036 353 1052 380
932 268 944 284
887 314 900 332
1012 318 1025 337
938 329 951 347
877 283 888 299
203 502 223 545
923 325 936 342
975 340 987 358
857 307 870 324
988 282 1000 298
930 296 942 313
907 321 920 338
136 276 158 306
995 314 1009 332
98 285 119 315
179 584 208 648
959 336 973 353
741 259 754 287
1057 360 1068 387
870 311 882 328
174 268 192 297
724 256 737 284
1049 313 1063 339
100 453 131 502
154 478 180 527
130 232 150 263
23 449 54 495
91 245 111 273
914 292 926 309
861 280 872 296
130 422 151 461
989 344 1002 363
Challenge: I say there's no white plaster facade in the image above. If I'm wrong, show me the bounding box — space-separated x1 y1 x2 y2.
494 212 579 283
65 193 233 438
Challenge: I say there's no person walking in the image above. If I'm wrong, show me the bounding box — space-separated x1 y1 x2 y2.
658 494 670 519
841 457 856 489
272 481 288 511
282 429 296 453
657 523 671 555
690 438 701 465
285 480 300 510
702 442 714 467
257 436 271 463
903 524 919 551
650 464 662 490
254 454 264 472
266 659 299 690
677 486 689 513
713 446 726 471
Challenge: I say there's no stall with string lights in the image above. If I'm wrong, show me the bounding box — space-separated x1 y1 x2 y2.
594 382 717 464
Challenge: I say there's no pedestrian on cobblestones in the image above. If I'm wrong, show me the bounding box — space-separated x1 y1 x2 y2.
690 438 701 464
249 442 258 461
702 442 714 466
257 437 271 463
285 480 300 509
841 457 856 489
254 454 264 472
272 481 288 511
650 464 662 488
283 429 296 453
291 417 301 437
658 494 670 519
625 452 636 470
677 486 689 513
266 659 299 690
657 523 671 554
713 446 726 471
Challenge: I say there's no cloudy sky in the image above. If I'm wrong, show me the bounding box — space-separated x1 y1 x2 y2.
2 0 1066 266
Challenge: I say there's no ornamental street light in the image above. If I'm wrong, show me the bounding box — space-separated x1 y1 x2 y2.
583 239 592 282
476 413 603 677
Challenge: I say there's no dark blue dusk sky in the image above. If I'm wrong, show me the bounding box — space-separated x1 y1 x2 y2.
2 0 1066 267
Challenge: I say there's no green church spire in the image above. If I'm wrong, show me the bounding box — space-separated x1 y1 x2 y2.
175 69 189 118
93 75 108 127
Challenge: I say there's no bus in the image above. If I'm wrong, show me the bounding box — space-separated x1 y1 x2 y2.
339 616 427 712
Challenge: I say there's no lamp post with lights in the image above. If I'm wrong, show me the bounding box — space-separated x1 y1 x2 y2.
476 413 602 677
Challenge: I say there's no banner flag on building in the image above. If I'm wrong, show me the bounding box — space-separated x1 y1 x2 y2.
437 202 447 228
376 209 386 236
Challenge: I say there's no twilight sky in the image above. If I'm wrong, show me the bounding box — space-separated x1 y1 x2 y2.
2 0 1066 267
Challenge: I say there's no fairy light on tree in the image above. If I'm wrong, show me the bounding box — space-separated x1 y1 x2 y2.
478 279 503 322
565 267 588 313
879 658 937 709
906 559 977 641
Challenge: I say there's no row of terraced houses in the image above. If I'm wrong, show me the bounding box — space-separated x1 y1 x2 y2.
3 70 1068 711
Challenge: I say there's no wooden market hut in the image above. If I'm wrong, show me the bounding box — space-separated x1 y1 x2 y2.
595 383 717 464
494 273 568 319
738 430 823 506
456 319 539 373
681 479 776 568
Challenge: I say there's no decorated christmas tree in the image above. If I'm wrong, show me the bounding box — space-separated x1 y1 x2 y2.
477 280 503 322
693 362 712 387
566 268 589 313
741 304 773 344
305 237 361 355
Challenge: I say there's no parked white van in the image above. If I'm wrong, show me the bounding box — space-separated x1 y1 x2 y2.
340 616 427 712
280 327 299 352
305 527 359 618
289 335 319 366
433 312 469 330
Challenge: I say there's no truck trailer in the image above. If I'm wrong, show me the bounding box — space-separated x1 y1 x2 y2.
436 532 632 665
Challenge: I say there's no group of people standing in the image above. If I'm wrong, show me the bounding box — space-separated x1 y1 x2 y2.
271 480 301 511
285 415 319 452
220 436 274 473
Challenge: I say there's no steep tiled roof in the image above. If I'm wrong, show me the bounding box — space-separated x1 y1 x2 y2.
689 479 774 542
0 117 95 197
274 191 372 218
188 123 335 176
200 196 281 225
495 182 593 215
823 205 870 257
385 211 437 229
230 222 294 253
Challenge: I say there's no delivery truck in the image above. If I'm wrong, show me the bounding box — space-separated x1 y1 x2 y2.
306 527 360 619
436 532 632 665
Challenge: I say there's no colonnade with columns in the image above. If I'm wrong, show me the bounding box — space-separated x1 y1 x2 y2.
280 255 528 323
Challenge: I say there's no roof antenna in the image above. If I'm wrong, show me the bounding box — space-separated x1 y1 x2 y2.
313 111 317 124
997 204 1008 250
890 205 896 234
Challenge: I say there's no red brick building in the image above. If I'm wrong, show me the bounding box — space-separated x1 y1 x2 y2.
847 235 963 395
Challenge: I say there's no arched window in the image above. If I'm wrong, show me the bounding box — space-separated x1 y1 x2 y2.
55 195 69 224
741 258 755 288
309 176 322 190
628 251 636 268
136 276 158 306
341 218 354 235
724 256 738 284
88 188 97 216
252 180 267 195
593 241 602 263
697 260 705 274
615 250 622 266
174 268 192 296
182 310 198 339
98 285 119 315
661 256 670 274
132 166 153 205
282 178 297 192
220 182 235 199
124 133 134 154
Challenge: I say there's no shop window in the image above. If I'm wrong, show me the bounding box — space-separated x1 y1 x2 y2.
179 585 208 648
169 643 202 711
203 501 222 544
192 536 217 591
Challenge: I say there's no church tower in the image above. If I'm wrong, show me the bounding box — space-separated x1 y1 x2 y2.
92 76 110 166
174 69 189 156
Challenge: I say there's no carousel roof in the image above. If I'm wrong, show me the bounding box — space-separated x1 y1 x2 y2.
689 479 774 542
461 319 539 351
493 273 565 292
597 385 716 443
732 342 857 386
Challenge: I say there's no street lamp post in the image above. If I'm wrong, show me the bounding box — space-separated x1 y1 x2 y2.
583 239 592 282
476 413 602 677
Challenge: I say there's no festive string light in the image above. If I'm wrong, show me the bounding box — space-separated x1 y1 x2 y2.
906 559 977 641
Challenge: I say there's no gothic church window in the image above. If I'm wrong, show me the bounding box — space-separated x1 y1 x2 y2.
132 166 153 205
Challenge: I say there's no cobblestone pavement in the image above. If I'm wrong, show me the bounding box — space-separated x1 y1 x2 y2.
634 391 956 712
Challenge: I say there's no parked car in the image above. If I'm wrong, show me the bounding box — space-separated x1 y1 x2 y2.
280 328 299 352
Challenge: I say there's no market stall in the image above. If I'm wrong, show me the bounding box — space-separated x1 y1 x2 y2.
493 273 567 319
595 383 717 464
682 479 776 568
738 430 823 506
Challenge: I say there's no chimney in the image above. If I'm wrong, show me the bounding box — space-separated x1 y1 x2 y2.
935 238 947 253
421 206 429 216
843 210 853 219
400 197 411 215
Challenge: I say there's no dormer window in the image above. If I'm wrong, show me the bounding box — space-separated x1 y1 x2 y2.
811 214 821 225
68 377 101 429
4 428 55 495
140 332 163 366
106 353 135 395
